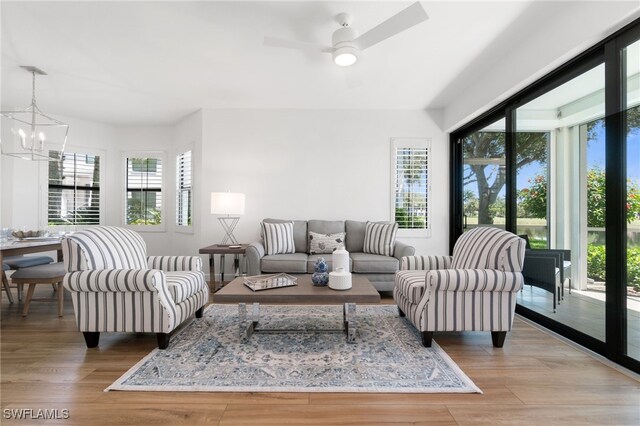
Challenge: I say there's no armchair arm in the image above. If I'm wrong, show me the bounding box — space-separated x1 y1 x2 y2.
401 255 453 271
393 241 415 261
147 256 203 272
426 269 524 292
246 241 266 276
63 269 166 293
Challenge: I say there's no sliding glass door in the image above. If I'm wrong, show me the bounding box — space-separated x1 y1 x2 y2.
624 39 640 362
514 63 606 340
451 20 640 372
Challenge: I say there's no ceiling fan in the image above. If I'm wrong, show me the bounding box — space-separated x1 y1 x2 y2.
264 2 428 67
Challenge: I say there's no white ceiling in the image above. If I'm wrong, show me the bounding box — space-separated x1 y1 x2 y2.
0 1 636 126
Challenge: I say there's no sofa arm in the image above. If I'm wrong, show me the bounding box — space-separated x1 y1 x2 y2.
246 242 265 276
147 256 203 272
393 241 415 261
426 269 524 293
400 255 453 271
63 269 166 293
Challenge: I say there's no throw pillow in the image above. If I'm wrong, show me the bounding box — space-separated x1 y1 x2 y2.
308 231 346 255
363 222 398 257
262 221 296 255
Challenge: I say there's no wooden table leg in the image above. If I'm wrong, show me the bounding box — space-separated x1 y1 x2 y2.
2 270 15 304
209 254 216 291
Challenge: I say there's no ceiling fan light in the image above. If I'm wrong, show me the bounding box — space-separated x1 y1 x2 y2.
333 46 358 67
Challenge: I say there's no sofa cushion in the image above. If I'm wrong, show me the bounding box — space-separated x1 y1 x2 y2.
395 270 427 304
345 220 366 253
363 222 398 256
263 218 308 254
308 220 345 235
261 253 308 273
165 271 204 304
307 254 353 273
262 221 296 255
309 231 345 254
350 252 399 274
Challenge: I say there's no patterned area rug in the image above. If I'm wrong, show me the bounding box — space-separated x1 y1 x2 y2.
107 304 481 393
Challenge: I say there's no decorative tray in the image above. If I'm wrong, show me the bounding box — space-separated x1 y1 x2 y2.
243 273 298 292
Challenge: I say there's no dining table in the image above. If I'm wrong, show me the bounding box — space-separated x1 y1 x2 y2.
1 238 63 304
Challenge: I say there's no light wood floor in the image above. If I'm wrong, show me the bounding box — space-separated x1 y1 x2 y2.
1 287 639 425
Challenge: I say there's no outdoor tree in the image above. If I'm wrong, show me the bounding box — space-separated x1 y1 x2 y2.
463 132 547 224
519 168 640 226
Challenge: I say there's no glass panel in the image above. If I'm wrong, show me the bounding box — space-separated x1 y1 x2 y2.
516 132 550 248
516 63 606 342
624 39 640 361
126 157 162 225
176 150 192 227
48 151 100 225
462 119 506 231
394 146 428 230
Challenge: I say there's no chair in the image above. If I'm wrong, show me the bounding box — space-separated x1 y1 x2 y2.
3 255 55 301
10 262 65 317
518 235 571 313
61 226 209 349
393 227 525 348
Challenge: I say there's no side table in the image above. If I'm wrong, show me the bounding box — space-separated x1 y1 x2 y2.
199 244 248 291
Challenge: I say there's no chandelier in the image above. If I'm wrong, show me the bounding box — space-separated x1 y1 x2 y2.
1 65 69 161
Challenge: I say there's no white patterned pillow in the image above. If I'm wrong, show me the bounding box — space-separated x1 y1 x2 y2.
262 222 295 255
363 222 398 256
308 231 346 255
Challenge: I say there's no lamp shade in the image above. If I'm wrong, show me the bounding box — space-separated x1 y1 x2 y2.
211 192 245 215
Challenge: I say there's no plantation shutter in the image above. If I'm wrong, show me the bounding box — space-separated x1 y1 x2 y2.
48 151 100 225
176 150 192 227
392 139 430 231
126 157 163 225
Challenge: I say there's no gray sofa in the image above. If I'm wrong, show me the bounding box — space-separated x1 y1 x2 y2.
246 219 415 292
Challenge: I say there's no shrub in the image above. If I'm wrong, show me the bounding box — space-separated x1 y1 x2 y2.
587 244 640 290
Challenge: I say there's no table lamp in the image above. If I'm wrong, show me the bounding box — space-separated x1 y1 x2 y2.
211 192 245 245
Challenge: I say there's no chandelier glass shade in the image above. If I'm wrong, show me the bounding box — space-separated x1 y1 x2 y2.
1 66 69 161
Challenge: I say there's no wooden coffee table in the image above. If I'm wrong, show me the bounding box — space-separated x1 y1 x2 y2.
214 274 380 343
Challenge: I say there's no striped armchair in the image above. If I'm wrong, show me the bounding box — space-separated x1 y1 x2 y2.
62 226 209 349
393 227 525 348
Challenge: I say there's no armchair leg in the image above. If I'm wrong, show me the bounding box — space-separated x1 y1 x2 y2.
421 331 433 347
491 331 507 348
398 307 405 317
83 332 100 348
195 306 204 318
157 333 170 349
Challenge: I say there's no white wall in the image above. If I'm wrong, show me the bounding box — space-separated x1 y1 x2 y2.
199 108 449 266
442 1 640 132
2 108 448 274
111 125 174 255
0 115 117 230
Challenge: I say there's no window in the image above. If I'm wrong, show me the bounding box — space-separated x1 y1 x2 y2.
48 151 100 225
125 155 163 226
391 138 430 235
176 150 192 227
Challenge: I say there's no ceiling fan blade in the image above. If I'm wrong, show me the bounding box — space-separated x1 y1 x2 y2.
263 36 332 53
353 2 428 51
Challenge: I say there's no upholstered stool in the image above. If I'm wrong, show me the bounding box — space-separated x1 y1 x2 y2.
3 255 54 301
10 262 65 317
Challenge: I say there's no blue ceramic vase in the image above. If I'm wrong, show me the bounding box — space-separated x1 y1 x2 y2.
312 258 329 286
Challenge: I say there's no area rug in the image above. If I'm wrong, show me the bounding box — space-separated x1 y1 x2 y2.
106 304 481 393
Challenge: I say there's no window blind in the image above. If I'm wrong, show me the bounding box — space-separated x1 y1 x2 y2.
48 151 100 225
126 157 163 225
176 150 192 227
393 146 429 230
